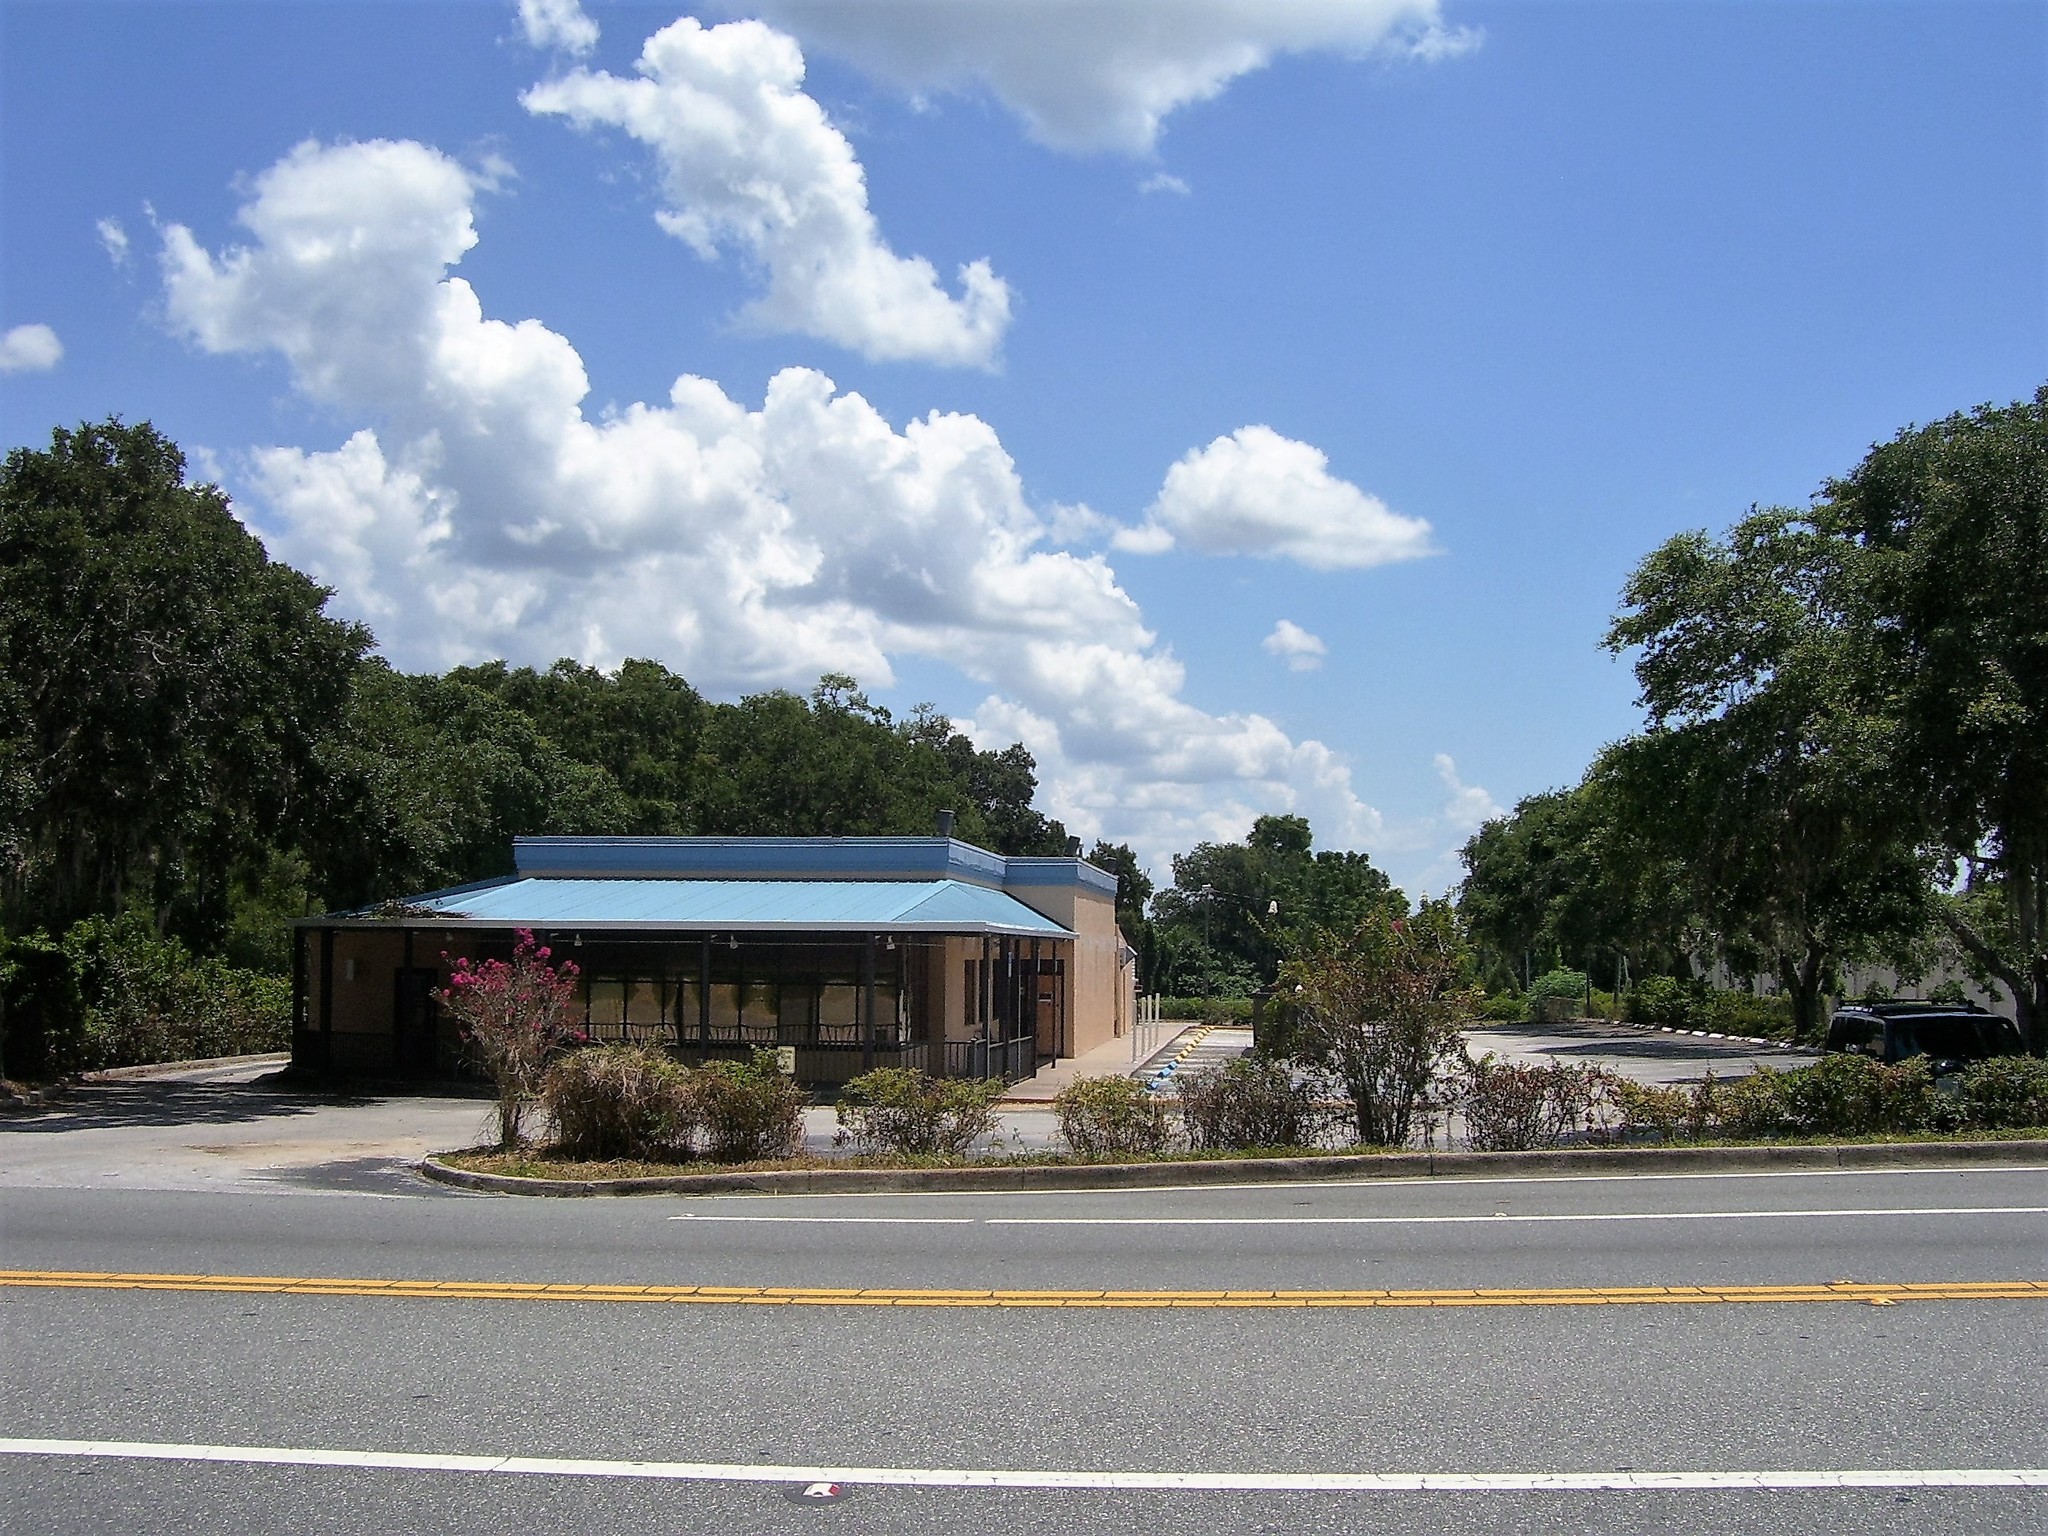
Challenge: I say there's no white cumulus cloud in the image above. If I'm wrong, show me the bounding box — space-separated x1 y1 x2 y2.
1434 752 1500 832
0 323 63 374
97 217 132 266
524 17 1011 369
1117 424 1435 570
1263 619 1327 671
726 0 1480 154
518 0 598 55
156 135 1391 873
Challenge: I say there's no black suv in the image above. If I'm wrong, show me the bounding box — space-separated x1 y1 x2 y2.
1823 1000 2025 1074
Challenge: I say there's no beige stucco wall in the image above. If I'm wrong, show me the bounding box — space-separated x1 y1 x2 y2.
1001 883 1132 1058
305 928 472 1074
935 935 976 1043
323 931 406 1036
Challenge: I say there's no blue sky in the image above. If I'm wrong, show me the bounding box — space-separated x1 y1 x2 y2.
2 0 2042 893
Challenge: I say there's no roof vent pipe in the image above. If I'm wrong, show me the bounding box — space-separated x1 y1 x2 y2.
935 809 956 838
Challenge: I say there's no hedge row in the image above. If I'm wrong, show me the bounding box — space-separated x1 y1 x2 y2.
1616 1053 2048 1140
529 1044 2048 1169
1 916 289 1078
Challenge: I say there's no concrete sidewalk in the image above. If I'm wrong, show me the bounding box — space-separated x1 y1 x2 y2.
999 1025 1208 1103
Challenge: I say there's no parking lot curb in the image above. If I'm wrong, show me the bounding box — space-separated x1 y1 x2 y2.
418 1136 2048 1198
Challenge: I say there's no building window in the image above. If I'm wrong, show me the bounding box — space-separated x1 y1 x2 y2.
581 975 676 1044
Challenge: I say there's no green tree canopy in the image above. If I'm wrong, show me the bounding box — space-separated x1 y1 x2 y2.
1825 386 2048 1048
0 419 369 944
305 664 630 910
1087 839 1152 937
1603 505 1931 1038
1148 815 1401 995
451 657 705 835
305 663 1078 911
1457 780 1687 993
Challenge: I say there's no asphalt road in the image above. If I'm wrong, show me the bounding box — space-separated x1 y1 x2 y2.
4 1161 2045 1535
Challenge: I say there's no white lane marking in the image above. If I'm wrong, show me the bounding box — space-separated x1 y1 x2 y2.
671 1165 2048 1203
665 1206 2048 1227
988 1206 2048 1226
666 1216 973 1224
1 1439 2042 1492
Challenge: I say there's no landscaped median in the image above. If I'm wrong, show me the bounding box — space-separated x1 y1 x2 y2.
416 1037 2048 1195
420 1134 2048 1198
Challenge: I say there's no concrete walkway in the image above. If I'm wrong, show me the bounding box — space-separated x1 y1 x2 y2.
999 1025 1221 1103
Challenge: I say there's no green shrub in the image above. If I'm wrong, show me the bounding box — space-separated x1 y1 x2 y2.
1054 1074 1177 1157
1625 978 1796 1039
1712 1067 1795 1137
694 1049 808 1162
1474 991 1528 1023
56 916 288 1073
1176 1057 1324 1150
543 1045 697 1161
1712 1055 1960 1138
1874 1056 1966 1133
1613 1079 1694 1141
1157 996 1254 1025
1954 1056 2048 1130
1528 970 1588 1004
1457 1056 1617 1151
1777 1053 1890 1135
0 931 84 1079
1702 990 1795 1040
835 1068 1004 1157
1625 975 1698 1028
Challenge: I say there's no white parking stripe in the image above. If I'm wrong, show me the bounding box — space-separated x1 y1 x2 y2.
2 1439 2043 1492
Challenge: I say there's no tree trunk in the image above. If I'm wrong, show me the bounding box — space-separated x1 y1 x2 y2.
1939 904 2044 1056
2024 855 2048 1056
1778 941 1828 1043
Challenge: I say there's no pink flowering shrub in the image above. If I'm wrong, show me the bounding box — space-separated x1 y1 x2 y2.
437 930 582 1148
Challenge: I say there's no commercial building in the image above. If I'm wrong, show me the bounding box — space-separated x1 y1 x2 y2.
290 827 1134 1086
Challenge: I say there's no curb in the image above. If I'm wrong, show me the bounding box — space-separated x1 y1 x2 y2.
1480 1017 1814 1052
82 1051 292 1082
1626 1022 1815 1052
418 1136 2048 1199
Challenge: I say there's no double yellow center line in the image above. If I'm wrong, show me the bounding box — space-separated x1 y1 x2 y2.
4 1269 2045 1309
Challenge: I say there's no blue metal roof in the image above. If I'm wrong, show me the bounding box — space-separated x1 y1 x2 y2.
512 835 1117 898
395 877 1071 936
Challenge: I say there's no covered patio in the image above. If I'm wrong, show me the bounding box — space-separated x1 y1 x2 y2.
291 833 1130 1087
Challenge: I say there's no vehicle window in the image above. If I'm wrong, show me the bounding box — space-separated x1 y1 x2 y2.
1895 1017 1984 1061
1985 1019 2026 1056
1825 1015 1879 1052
